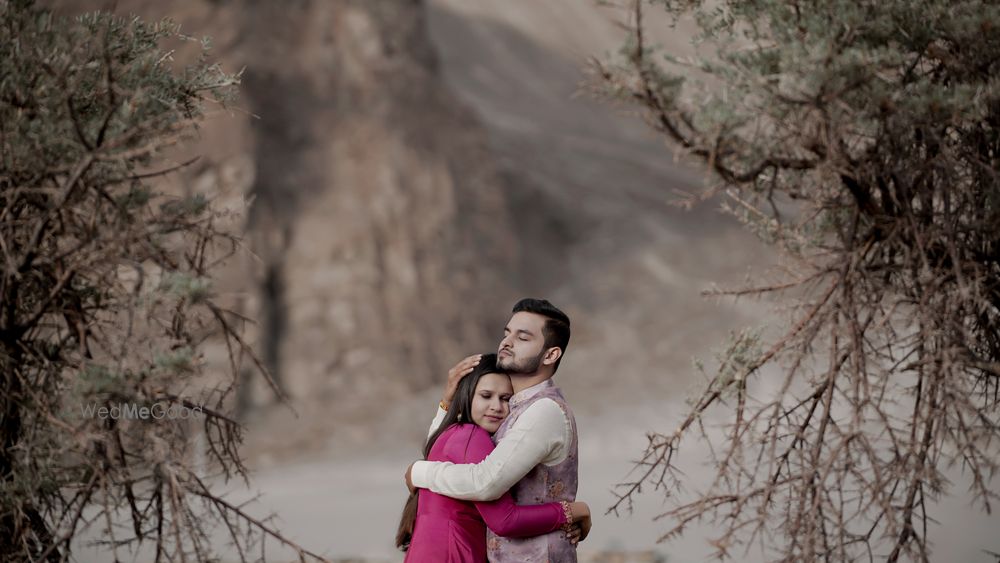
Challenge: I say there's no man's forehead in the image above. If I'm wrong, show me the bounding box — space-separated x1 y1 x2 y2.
506 311 545 332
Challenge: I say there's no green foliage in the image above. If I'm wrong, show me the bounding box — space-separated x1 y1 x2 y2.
153 346 195 373
79 363 123 394
160 271 213 303
2 3 236 182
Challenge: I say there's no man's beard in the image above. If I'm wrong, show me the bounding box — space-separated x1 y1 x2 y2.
498 349 544 374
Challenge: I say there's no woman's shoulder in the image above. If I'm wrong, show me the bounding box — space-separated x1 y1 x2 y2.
441 423 495 463
442 422 490 441
429 423 480 451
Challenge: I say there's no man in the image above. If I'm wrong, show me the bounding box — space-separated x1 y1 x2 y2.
406 298 585 562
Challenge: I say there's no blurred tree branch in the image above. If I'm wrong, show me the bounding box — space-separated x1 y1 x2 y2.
593 0 1000 560
0 2 325 561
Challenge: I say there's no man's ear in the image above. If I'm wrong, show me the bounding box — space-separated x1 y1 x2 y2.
541 347 562 366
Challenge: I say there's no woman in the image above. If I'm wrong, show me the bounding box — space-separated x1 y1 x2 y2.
395 354 592 561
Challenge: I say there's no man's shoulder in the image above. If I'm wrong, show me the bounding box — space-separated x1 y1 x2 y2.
526 395 568 408
517 396 572 425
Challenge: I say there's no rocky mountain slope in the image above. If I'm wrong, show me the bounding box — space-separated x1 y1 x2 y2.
48 0 532 413
45 0 774 457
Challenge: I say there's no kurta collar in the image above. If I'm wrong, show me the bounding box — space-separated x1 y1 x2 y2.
510 378 555 409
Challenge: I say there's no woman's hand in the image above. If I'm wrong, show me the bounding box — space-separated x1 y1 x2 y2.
404 462 417 493
565 501 592 544
442 354 482 406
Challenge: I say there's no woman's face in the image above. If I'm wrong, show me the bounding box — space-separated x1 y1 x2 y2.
470 373 513 433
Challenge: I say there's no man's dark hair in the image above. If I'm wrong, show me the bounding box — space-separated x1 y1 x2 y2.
512 298 571 373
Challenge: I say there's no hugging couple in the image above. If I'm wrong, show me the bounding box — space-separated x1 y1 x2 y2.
396 298 593 562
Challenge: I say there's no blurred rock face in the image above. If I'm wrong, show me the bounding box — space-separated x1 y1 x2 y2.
236 0 519 405
46 0 769 429
48 0 522 408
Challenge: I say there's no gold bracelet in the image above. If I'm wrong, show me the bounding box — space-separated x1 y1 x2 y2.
559 500 573 531
439 400 449 411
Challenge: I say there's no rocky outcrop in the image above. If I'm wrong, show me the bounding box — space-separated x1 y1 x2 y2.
235 0 520 406
46 0 771 447
47 0 523 413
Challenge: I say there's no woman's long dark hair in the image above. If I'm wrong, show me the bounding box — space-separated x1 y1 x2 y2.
395 353 501 551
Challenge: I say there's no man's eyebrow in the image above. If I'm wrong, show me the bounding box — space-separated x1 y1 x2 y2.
515 329 534 336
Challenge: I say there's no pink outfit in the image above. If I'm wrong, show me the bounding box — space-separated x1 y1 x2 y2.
404 423 568 563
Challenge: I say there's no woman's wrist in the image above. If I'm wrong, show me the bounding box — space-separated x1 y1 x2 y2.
441 386 457 408
559 500 573 530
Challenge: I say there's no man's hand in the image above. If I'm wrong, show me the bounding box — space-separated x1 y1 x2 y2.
566 519 591 544
442 354 482 406
566 501 592 545
405 462 417 493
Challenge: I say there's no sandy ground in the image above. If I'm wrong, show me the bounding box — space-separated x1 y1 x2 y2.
70 387 1000 562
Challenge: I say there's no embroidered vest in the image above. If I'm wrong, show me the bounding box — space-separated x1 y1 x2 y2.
487 379 579 562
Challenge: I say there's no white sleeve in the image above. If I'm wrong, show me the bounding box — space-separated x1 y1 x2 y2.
409 398 568 501
427 406 447 441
